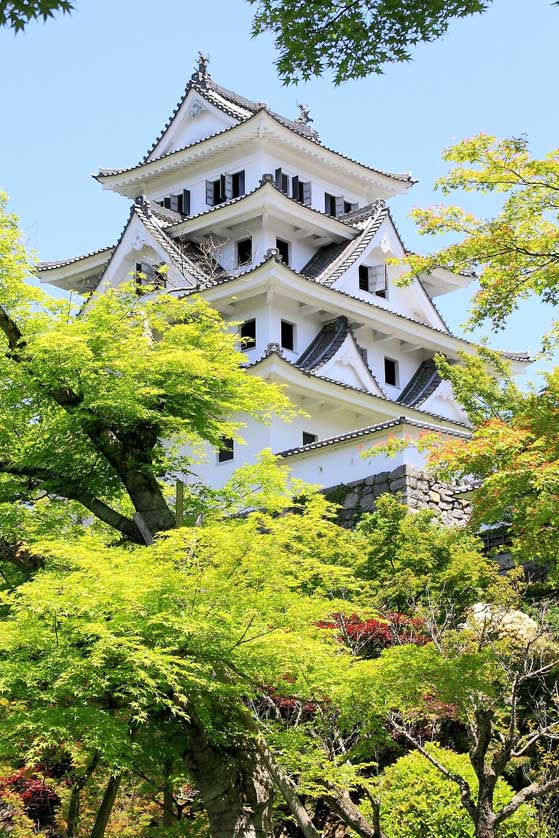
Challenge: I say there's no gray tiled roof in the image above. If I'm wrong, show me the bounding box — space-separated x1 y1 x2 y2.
301 242 351 279
277 416 470 458
246 346 471 430
37 244 114 272
296 316 351 371
397 359 442 407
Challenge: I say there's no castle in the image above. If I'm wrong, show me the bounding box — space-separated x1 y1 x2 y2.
37 54 529 523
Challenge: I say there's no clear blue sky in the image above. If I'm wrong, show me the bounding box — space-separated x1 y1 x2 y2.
1 0 557 380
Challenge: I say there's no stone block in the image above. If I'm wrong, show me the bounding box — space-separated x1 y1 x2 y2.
389 464 407 480
429 490 441 503
389 477 407 492
374 471 389 485
343 493 359 509
360 493 376 510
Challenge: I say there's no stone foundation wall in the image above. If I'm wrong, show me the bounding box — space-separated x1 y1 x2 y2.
325 464 472 528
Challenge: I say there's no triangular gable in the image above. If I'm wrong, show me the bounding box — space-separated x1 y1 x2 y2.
147 85 239 162
92 205 201 298
421 379 470 425
296 316 384 397
319 332 385 396
331 213 449 333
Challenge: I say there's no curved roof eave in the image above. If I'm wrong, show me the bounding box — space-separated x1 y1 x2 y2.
188 256 531 366
94 109 415 192
245 347 472 431
277 416 470 459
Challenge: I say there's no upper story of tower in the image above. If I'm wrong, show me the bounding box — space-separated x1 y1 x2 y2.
93 53 415 214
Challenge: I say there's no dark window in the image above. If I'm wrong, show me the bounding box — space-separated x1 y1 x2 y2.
359 265 370 291
217 437 234 463
359 264 387 297
240 318 256 351
163 197 171 209
213 179 223 205
276 238 290 265
236 237 252 266
302 432 318 446
292 176 311 205
281 320 295 351
325 193 337 216
384 357 398 387
231 170 246 198
344 200 352 214
275 168 289 194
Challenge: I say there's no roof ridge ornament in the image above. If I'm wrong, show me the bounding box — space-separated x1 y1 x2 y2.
192 51 210 87
295 102 313 127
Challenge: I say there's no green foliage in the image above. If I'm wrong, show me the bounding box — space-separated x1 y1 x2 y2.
0 192 293 544
249 0 490 84
429 354 559 572
379 745 537 838
0 485 358 771
0 1 72 32
399 135 559 336
355 494 503 611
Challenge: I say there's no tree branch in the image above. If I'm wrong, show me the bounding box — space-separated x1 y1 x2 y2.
494 776 559 825
389 717 477 821
255 738 321 838
324 790 385 838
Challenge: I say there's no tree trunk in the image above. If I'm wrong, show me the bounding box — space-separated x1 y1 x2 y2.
182 712 274 838
119 466 176 536
162 758 175 828
475 794 496 838
66 754 98 838
90 774 121 838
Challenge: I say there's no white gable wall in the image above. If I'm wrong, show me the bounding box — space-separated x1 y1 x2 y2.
148 89 237 160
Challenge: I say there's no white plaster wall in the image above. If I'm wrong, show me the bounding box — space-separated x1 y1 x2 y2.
151 95 236 159
262 151 367 213
353 329 428 396
189 419 429 491
188 406 394 490
284 440 427 488
151 155 264 217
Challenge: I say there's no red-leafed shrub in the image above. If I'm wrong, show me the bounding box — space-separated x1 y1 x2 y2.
0 767 61 828
316 613 429 658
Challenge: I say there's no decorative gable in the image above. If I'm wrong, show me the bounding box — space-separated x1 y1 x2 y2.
296 316 384 396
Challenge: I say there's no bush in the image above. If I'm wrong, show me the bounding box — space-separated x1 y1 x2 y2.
0 768 61 830
379 745 539 838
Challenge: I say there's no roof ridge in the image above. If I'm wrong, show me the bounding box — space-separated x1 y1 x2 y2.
277 416 469 458
246 346 472 429
97 109 414 187
133 199 205 288
322 207 388 286
187 257 529 361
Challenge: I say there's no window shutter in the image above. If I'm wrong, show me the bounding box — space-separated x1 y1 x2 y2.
302 181 312 206
169 194 180 213
224 173 233 200
335 196 345 217
373 265 387 292
274 168 283 189
206 180 214 206
237 170 245 196
182 188 191 216
291 175 300 201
